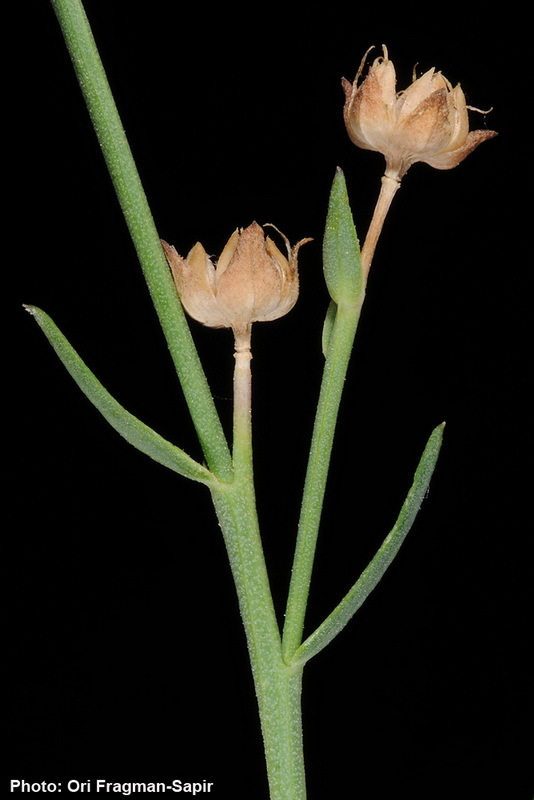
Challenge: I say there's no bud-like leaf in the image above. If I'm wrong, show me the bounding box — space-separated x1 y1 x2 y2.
323 169 363 305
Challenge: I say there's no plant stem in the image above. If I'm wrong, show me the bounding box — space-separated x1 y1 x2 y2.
282 171 400 663
50 0 232 480
233 326 254 483
214 485 306 800
282 300 363 662
209 325 307 800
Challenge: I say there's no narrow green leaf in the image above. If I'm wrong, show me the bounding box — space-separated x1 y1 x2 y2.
290 423 445 666
26 306 215 486
323 168 363 305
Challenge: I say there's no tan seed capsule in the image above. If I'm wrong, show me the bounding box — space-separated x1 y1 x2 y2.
162 222 311 340
342 45 497 180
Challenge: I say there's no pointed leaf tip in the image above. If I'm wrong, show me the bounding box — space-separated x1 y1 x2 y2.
323 170 363 305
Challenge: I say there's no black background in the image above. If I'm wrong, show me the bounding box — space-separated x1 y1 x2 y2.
8 4 531 799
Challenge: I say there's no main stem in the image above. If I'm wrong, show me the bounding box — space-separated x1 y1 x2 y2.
50 0 232 480
210 325 307 800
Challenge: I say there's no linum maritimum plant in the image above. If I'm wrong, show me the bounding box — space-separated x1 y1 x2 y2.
28 4 496 799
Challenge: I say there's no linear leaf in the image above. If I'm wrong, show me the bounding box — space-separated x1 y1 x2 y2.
290 423 445 666
26 306 215 486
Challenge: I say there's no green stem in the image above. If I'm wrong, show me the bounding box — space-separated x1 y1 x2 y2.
208 326 307 800
282 300 363 662
210 491 306 800
282 169 401 664
50 0 232 481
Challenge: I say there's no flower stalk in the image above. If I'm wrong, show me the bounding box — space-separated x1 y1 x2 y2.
360 174 400 279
